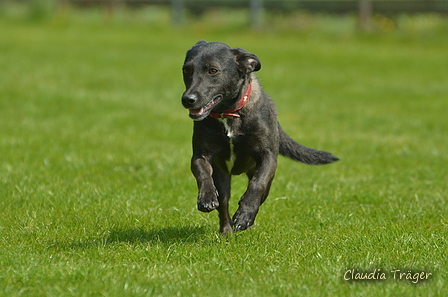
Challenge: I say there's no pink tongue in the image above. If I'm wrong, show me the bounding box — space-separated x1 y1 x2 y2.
189 108 204 115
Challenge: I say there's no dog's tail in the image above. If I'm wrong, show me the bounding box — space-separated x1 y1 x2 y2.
278 124 339 165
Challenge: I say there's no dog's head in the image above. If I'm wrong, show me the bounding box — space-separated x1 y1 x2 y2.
181 41 261 121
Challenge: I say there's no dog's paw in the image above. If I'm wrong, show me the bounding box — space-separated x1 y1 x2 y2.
197 189 219 212
232 208 257 231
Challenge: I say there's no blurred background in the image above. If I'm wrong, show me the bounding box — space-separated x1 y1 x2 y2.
1 0 447 176
1 0 448 32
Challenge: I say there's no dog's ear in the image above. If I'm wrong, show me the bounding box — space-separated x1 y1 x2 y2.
187 40 208 55
231 48 261 73
194 40 207 46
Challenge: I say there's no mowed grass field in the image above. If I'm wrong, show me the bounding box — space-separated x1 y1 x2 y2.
1 10 447 296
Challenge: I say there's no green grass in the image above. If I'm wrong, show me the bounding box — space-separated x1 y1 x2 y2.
1 8 448 296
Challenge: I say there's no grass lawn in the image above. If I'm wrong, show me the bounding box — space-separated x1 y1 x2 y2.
0 8 447 296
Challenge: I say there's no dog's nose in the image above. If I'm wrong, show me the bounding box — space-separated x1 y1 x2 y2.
182 93 198 107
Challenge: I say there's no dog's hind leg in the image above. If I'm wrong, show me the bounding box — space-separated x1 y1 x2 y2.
212 167 233 235
246 168 273 206
233 154 277 231
260 179 273 205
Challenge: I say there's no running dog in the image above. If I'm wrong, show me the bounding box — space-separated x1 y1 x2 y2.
181 41 339 235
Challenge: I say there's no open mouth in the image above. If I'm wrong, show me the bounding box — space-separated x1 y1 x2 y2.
189 95 222 121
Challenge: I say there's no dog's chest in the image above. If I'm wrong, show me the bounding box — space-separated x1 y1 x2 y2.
219 119 237 172
220 118 235 138
214 119 255 175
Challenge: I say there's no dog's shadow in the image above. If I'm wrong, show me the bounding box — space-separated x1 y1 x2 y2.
59 226 209 250
106 225 208 245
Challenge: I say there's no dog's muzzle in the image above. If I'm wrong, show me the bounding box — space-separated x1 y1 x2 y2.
184 95 223 121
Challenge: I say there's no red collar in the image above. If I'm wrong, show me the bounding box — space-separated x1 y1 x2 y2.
209 83 252 119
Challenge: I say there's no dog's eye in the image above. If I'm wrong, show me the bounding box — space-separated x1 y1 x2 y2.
183 68 189 74
208 68 218 75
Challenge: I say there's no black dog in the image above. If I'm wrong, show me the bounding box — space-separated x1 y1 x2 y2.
181 41 339 235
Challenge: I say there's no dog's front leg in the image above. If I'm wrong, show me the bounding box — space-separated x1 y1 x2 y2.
233 153 277 231
191 155 219 212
